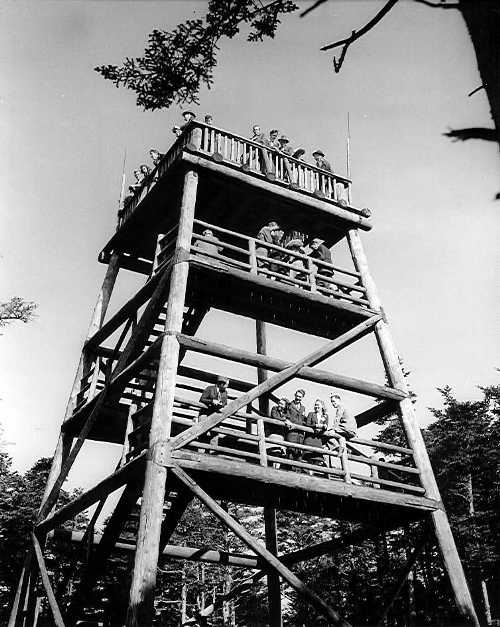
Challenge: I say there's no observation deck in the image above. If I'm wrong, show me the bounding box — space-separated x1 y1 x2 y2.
99 121 372 274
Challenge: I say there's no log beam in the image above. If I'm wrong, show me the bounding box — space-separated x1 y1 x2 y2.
347 228 479 627
172 316 395 451
172 465 351 627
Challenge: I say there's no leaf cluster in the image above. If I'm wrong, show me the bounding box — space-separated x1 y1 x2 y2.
95 0 298 110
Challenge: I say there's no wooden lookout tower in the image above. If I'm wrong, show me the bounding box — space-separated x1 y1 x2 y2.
11 121 479 626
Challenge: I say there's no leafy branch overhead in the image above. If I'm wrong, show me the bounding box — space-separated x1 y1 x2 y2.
95 0 298 111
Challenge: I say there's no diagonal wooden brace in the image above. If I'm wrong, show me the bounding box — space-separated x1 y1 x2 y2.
31 533 66 627
171 315 382 450
171 465 352 626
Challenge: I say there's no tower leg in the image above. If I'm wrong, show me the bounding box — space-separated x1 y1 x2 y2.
347 228 479 627
256 320 283 627
126 169 198 627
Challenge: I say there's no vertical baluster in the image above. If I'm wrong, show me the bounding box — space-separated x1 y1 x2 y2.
331 178 337 201
88 356 101 400
257 417 268 467
249 239 257 274
202 127 208 152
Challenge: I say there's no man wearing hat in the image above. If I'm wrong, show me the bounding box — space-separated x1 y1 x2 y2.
180 110 196 131
278 135 294 156
199 376 229 417
312 150 333 173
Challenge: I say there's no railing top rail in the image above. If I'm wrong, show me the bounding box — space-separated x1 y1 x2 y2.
188 120 353 185
193 218 362 278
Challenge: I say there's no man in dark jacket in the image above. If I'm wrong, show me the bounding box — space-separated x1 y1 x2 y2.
199 376 229 417
309 237 333 290
312 149 333 173
284 389 306 465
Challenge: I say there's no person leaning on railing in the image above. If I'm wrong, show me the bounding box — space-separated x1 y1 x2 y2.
308 237 333 289
312 149 333 173
322 393 357 468
256 221 281 271
266 398 288 465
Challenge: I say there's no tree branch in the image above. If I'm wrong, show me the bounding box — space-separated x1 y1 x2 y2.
320 0 400 73
443 127 499 142
300 0 328 18
413 0 459 8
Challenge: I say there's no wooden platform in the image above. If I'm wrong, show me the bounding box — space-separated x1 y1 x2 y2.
169 450 440 527
99 146 372 270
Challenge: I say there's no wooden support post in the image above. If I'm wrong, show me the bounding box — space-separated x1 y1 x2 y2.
31 533 65 627
172 315 385 450
172 465 351 627
256 320 283 627
347 228 479 627
126 168 198 627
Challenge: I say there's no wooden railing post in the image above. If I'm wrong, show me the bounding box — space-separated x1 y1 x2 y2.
248 239 257 274
307 258 317 292
126 169 198 627
347 227 479 627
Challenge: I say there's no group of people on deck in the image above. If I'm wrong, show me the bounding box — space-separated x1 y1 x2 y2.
267 390 357 470
197 378 357 473
250 125 333 174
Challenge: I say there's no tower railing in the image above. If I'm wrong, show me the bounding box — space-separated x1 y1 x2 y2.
154 219 373 309
118 121 360 229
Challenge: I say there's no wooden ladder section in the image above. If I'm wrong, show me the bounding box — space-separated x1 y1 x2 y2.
9 167 479 627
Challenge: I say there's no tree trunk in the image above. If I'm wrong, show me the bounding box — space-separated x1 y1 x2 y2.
459 0 500 147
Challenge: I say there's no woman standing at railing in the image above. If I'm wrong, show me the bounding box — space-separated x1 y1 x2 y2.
303 399 329 470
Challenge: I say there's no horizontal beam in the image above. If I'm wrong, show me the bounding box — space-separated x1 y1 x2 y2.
172 449 440 512
49 529 263 569
36 452 146 535
183 151 371 231
355 399 399 428
177 332 405 401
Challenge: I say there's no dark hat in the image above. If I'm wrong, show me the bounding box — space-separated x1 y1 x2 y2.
216 375 229 384
182 110 196 118
279 136 289 143
312 149 325 157
270 129 279 135
292 148 305 158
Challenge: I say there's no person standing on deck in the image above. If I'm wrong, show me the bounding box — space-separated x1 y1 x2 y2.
199 376 229 418
256 221 281 271
278 136 294 156
284 389 306 465
312 149 333 173
204 114 213 125
268 129 280 150
303 399 329 468
308 237 333 290
250 125 269 146
266 398 289 462
149 148 164 167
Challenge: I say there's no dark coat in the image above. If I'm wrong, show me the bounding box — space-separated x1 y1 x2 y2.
199 384 228 417
285 401 305 444
310 243 333 277
266 405 287 438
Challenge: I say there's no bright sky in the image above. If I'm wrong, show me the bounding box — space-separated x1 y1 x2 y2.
1 1 499 494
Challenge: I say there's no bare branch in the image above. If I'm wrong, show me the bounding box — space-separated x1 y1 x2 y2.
321 0 399 51
468 84 486 97
443 127 499 142
413 0 459 8
300 0 328 18
319 0 399 73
